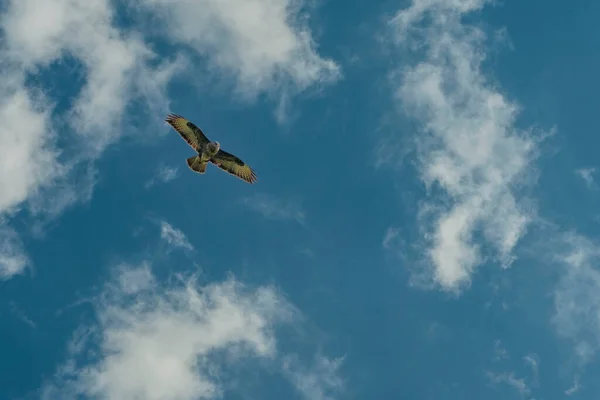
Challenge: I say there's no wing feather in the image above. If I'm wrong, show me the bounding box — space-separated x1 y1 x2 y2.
210 149 257 184
165 114 210 150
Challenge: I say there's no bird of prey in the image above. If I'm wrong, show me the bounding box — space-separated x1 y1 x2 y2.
165 113 257 184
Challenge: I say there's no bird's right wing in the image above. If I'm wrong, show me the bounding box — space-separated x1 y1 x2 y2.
211 149 257 184
165 114 210 151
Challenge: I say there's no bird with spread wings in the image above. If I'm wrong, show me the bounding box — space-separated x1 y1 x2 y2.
165 114 257 184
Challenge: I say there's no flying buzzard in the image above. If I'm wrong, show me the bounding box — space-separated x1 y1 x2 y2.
165 114 257 184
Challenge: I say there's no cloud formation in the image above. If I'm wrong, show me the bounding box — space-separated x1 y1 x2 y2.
0 0 336 279
552 233 600 366
145 164 179 188
0 226 30 280
389 0 540 291
160 221 194 251
43 263 343 399
131 0 340 99
575 167 596 189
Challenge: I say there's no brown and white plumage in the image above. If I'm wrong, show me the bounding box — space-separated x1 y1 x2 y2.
165 114 257 184
211 149 257 184
165 113 209 151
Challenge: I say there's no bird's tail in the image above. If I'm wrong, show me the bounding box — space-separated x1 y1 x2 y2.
186 156 207 174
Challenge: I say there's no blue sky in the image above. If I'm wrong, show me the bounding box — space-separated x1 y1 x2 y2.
1 0 599 399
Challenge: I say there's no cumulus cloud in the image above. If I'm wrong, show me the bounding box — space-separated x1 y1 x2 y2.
2 0 181 151
130 0 340 101
42 263 343 400
0 0 179 277
242 193 306 224
388 0 541 291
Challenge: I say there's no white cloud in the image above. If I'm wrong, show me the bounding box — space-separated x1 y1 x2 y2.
523 353 539 387
382 227 401 250
575 167 596 189
283 355 345 400
388 0 541 291
160 221 194 251
242 193 306 224
1 0 181 162
43 263 342 400
0 0 180 277
115 262 156 294
0 225 30 280
551 232 600 366
0 85 62 214
0 0 337 279
9 300 36 328
486 371 531 397
492 339 509 361
487 345 539 397
565 376 581 396
145 164 179 188
130 0 340 102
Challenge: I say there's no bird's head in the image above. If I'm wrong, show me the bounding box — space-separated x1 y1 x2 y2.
207 141 220 155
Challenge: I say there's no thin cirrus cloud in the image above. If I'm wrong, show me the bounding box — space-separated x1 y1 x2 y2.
0 0 337 280
387 0 542 291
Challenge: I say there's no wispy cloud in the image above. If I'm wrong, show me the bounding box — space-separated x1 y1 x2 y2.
159 221 194 251
115 262 156 295
487 342 539 397
0 226 30 280
387 0 543 292
486 371 531 398
575 167 596 189
551 232 600 366
242 193 306 224
145 164 179 188
282 355 345 400
492 339 509 361
523 353 540 388
42 262 343 400
382 227 401 250
565 376 582 396
9 301 36 328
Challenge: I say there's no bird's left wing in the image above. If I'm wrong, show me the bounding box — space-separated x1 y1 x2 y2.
210 149 257 184
165 114 210 151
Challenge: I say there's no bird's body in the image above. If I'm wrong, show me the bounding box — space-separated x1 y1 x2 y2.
165 114 257 184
